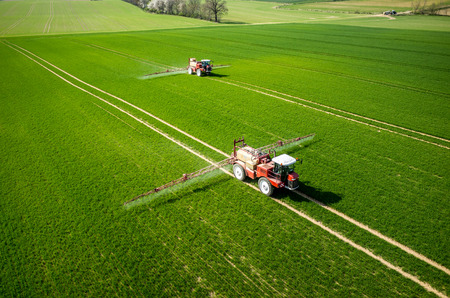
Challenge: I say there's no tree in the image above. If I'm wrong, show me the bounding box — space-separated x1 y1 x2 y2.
154 0 165 12
203 0 228 22
165 0 176 14
186 0 201 17
411 0 426 13
138 0 149 9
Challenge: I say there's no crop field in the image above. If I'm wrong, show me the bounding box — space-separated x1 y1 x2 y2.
1 0 450 296
0 0 218 36
281 0 450 14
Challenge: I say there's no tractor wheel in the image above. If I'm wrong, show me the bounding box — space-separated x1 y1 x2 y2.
233 164 245 181
197 69 202 77
188 67 193 75
258 177 273 196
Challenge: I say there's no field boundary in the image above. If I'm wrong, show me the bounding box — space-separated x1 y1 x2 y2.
3 40 449 296
210 78 450 150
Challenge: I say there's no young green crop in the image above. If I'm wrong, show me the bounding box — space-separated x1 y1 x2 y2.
0 0 218 36
8 23 449 265
1 17 449 297
0 57 436 295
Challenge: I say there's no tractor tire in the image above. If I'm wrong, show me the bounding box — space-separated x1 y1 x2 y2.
197 69 202 77
233 164 245 181
258 177 273 196
188 67 193 75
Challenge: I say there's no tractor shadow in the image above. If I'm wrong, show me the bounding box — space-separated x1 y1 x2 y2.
269 138 342 204
208 73 229 78
272 181 342 206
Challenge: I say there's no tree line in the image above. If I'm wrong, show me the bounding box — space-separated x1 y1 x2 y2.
411 0 444 14
123 0 228 22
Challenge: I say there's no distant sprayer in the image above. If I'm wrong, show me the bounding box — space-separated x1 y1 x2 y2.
187 58 212 77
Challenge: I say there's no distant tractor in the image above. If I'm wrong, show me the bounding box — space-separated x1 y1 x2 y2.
188 58 212 76
383 10 396 15
231 137 301 196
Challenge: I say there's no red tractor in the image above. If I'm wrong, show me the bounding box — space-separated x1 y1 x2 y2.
125 134 314 205
188 58 212 76
231 137 300 196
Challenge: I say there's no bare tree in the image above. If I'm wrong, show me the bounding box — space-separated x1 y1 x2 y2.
427 2 438 14
203 0 228 22
411 0 427 13
142 0 230 20
411 0 443 14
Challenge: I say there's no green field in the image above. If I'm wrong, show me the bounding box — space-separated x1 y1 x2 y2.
0 0 218 36
1 0 449 296
281 0 450 14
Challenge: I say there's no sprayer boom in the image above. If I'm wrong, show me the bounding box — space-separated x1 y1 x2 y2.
124 157 233 205
125 133 315 204
257 134 315 153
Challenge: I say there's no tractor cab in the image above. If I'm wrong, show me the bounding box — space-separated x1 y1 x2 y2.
272 154 299 190
201 60 211 68
272 154 296 174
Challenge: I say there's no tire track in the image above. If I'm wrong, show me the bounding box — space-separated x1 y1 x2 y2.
258 58 449 98
6 40 449 275
183 196 285 295
76 41 449 148
88 1 128 31
70 40 448 146
152 214 245 295
179 29 450 92
209 29 450 74
154 205 271 295
42 1 54 34
210 78 450 150
0 2 35 36
85 43 177 69
292 189 450 276
226 78 450 144
1 2 19 17
67 1 87 32
4 41 448 297
69 40 448 147
5 41 226 158
137 216 219 295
